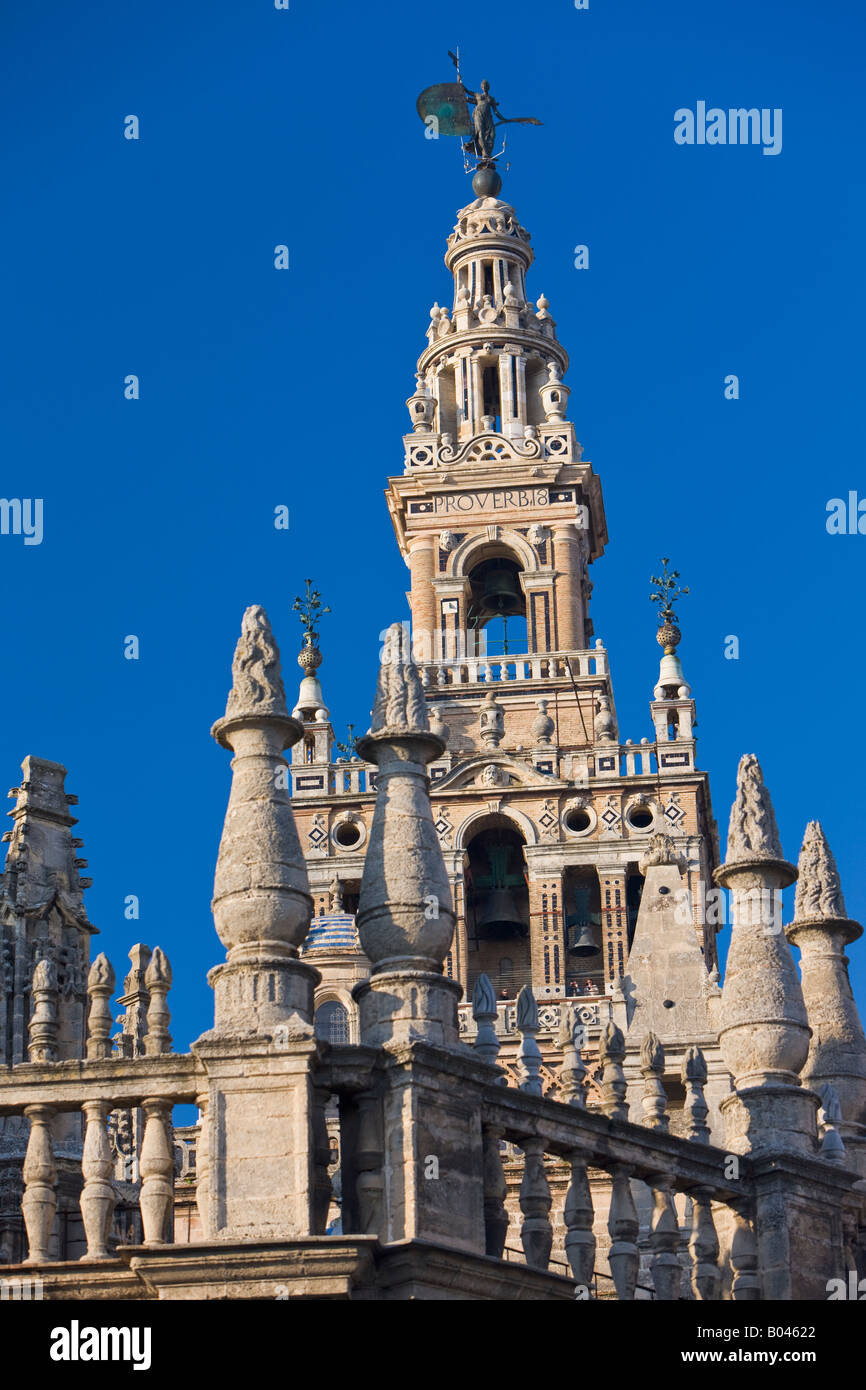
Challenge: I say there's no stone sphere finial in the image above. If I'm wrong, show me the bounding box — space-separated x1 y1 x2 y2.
472 164 502 198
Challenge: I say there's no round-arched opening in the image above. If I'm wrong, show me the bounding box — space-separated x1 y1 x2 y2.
464 818 531 1001
466 553 528 656
314 1000 350 1045
626 805 654 831
334 821 362 848
564 807 592 834
563 868 602 992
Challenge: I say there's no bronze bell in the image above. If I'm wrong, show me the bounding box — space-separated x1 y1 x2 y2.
567 886 599 956
481 564 522 616
475 886 528 940
567 920 598 957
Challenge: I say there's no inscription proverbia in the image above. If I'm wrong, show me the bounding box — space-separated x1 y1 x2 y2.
409 487 577 517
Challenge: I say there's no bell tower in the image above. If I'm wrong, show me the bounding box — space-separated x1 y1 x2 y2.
291 167 720 1081
388 191 606 666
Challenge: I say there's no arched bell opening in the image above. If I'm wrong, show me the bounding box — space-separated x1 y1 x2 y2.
464 818 531 1002
466 552 528 657
563 867 603 997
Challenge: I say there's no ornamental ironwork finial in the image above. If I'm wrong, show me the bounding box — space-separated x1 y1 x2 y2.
649 557 689 621
292 579 330 649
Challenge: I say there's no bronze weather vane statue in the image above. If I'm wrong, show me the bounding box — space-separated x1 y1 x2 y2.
416 49 542 196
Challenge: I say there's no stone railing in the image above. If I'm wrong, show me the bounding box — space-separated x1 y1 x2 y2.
0 1054 197 1260
0 945 203 1264
319 995 757 1301
428 646 608 689
458 996 611 1043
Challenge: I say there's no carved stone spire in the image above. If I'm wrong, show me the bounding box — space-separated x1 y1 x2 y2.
353 624 459 1047
0 756 95 1066
715 756 816 1155
793 820 848 921
786 821 866 1174
725 753 784 864
223 605 289 720
207 605 318 1037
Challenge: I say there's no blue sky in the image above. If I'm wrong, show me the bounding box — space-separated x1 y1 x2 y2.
2 0 864 1048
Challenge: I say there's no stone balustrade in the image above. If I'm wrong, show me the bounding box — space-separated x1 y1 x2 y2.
458 996 611 1043
428 646 607 688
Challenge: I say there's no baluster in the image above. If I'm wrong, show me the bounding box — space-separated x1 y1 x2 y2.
80 1100 116 1260
311 1087 333 1234
818 1083 847 1161
481 1123 509 1258
86 954 116 1059
516 985 543 1095
681 1045 710 1142
472 973 500 1065
607 1165 639 1299
354 1094 384 1236
22 1104 57 1264
640 1032 669 1131
730 1206 760 1300
564 1150 596 1294
144 948 172 1055
598 1021 628 1120
139 1098 174 1245
195 1092 211 1238
556 1005 588 1106
689 1187 721 1300
648 1175 681 1299
28 959 58 1062
519 1137 552 1269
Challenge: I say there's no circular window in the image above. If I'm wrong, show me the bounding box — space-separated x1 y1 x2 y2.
627 806 654 831
564 808 592 834
334 821 362 849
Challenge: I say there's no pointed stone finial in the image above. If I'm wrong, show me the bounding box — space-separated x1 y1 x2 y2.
715 756 812 1155
786 822 866 1171
369 624 429 735
725 754 786 865
556 1003 588 1108
223 605 289 721
144 947 172 1056
598 1020 628 1121
86 953 116 1059
515 985 543 1095
640 1032 669 1132
208 607 317 1040
681 1045 711 1143
29 958 59 1062
114 943 151 1057
472 973 500 1065
794 821 848 921
353 627 458 1048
